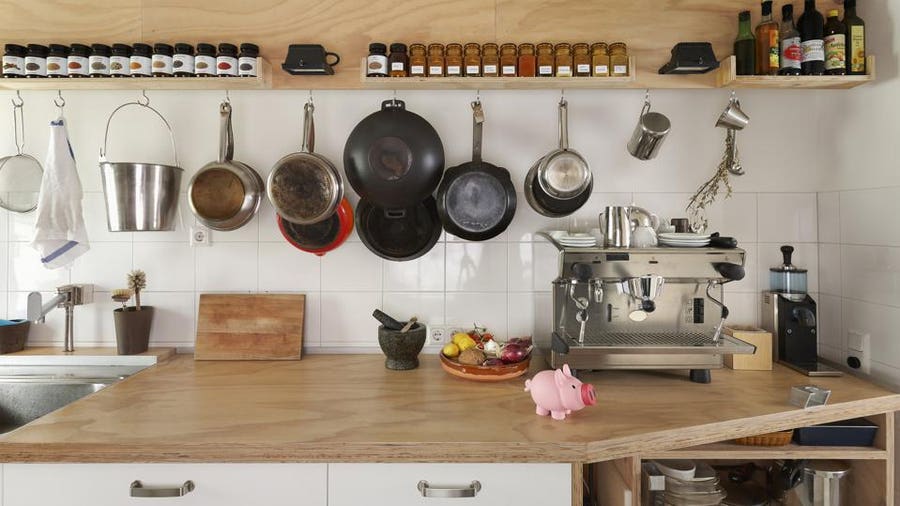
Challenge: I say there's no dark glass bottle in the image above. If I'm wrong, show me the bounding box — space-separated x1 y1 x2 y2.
110 43 132 77
238 43 259 77
734 11 756 75
47 44 70 77
798 0 825 75
174 43 195 77
388 43 408 77
755 1 780 75
68 43 91 77
25 44 49 78
366 43 388 77
843 0 866 75
195 43 216 77
824 10 846 75
779 5 802 75
89 43 111 77
130 43 152 77
3 44 27 78
152 43 174 77
217 43 238 76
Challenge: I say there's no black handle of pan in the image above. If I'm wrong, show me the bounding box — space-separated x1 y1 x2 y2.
381 99 406 111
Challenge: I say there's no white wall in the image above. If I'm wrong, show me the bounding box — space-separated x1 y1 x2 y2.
0 88 824 350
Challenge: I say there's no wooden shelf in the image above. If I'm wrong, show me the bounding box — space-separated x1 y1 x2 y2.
716 55 876 89
643 442 888 460
0 58 271 91
360 57 637 90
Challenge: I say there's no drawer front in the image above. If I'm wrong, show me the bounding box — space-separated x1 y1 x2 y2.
329 463 571 506
3 463 326 506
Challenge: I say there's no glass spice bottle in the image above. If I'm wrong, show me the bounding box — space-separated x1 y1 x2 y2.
481 43 499 76
110 43 131 77
89 43 111 77
554 43 573 77
47 44 70 78
426 43 444 77
366 43 388 77
517 43 536 77
68 44 90 77
25 44 49 78
536 42 554 77
445 43 463 76
130 43 152 77
463 43 481 76
591 42 609 76
572 43 591 76
609 42 629 76
238 43 259 77
408 43 427 77
152 43 174 77
3 44 26 78
388 43 408 77
174 43 195 77
195 43 216 77
217 43 238 76
499 43 517 76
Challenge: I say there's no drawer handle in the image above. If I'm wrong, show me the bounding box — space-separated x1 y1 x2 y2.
130 480 195 498
417 480 481 498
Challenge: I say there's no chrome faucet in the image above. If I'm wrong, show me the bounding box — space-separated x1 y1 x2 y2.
27 284 93 352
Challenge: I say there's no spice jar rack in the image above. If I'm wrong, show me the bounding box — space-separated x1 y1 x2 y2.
359 56 636 89
0 58 272 90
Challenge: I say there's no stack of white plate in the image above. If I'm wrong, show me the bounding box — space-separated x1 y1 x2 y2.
549 231 597 248
659 233 711 248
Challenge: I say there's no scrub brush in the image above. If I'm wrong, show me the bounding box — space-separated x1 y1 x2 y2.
111 289 134 309
127 270 147 311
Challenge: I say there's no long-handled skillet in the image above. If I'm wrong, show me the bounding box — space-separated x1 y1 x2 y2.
436 100 516 241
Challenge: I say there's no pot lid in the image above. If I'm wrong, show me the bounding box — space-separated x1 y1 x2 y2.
770 245 807 273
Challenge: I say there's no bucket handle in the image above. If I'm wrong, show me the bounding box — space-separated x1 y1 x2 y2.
99 100 179 167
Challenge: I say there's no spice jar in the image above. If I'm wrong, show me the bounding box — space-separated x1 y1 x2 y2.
408 43 426 77
517 43 536 77
427 43 444 77
445 43 463 76
152 43 174 77
388 43 408 77
591 42 609 77
47 44 70 78
173 43 194 77
536 42 554 77
3 44 26 78
66 43 90 77
25 44 49 78
238 43 258 77
366 43 388 77
463 43 481 77
110 44 132 77
89 43 111 77
554 43 573 77
195 43 216 77
130 43 152 77
217 43 238 76
499 43 517 77
482 43 499 77
573 43 591 77
609 42 629 77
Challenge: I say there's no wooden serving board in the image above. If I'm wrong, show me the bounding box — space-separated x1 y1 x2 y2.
194 294 305 361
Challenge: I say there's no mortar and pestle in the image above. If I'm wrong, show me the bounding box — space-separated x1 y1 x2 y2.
373 310 426 370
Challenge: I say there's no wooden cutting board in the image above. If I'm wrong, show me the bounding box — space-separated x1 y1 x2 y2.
194 294 305 360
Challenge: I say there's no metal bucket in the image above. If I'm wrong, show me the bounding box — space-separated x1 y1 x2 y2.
99 100 182 232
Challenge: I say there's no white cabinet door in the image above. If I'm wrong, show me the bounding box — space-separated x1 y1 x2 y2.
3 463 326 506
329 463 571 506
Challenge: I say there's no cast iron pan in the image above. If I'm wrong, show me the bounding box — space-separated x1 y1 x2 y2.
436 101 516 241
343 99 444 209
279 198 354 256
356 197 441 262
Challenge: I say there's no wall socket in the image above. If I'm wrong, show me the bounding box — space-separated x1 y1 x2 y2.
846 329 871 375
428 325 464 345
190 226 211 247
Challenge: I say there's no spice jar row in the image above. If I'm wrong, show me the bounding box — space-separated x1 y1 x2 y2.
367 42 630 78
3 42 260 78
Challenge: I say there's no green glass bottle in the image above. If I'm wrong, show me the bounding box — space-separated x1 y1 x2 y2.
735 10 757 75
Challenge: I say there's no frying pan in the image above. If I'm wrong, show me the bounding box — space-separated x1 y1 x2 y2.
356 197 441 262
534 98 592 200
188 100 264 231
268 100 343 225
278 198 354 256
343 99 444 209
524 162 591 218
436 100 516 242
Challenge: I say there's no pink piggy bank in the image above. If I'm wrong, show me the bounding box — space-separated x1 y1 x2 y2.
524 364 596 420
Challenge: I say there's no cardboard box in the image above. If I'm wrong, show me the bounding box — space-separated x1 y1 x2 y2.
724 326 773 371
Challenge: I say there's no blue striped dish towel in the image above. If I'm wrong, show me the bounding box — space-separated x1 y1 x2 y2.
29 118 89 269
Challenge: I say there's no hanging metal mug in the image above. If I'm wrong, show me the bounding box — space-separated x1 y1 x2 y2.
627 93 671 161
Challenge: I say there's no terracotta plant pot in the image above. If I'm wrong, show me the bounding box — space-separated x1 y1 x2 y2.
377 323 426 370
113 306 154 355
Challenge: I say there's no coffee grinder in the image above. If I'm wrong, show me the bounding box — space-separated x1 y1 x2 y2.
761 245 841 376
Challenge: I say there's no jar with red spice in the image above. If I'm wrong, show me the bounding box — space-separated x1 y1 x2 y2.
216 43 238 76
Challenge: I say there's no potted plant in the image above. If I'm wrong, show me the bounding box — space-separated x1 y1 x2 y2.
112 270 153 355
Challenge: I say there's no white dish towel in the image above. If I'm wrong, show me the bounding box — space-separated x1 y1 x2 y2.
29 118 89 269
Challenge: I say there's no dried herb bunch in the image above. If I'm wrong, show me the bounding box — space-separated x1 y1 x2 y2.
687 130 738 231
127 270 147 311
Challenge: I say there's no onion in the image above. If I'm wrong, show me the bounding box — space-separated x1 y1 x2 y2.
500 343 529 364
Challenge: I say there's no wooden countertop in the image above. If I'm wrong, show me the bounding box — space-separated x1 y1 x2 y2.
1 354 898 463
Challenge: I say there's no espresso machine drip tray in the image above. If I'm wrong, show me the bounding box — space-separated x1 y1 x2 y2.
571 330 752 350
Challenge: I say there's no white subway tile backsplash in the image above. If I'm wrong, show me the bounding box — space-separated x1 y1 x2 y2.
722 292 759 327
320 291 381 346
445 292 508 338
505 193 562 242
817 192 840 244
383 244 444 292
818 294 843 350
508 241 557 292
321 242 383 291
139 292 197 345
0 209 8 242
445 242 507 292
842 298 900 370
81 192 133 243
0 291 6 320
725 243 758 294
133 242 196 292
8 243 70 292
818 243 842 297
757 193 818 243
132 194 193 243
207 214 260 243
840 187 900 247
70 242 133 292
507 292 552 338
258 242 321 292
841 245 900 308
73 292 118 346
7 205 36 242
382 292 445 332
196 242 258 292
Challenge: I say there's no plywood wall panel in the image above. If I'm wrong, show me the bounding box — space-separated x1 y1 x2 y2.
0 0 142 45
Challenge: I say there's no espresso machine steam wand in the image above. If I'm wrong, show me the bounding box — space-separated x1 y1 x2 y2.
707 263 746 342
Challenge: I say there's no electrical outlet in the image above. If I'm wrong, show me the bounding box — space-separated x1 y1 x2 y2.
190 226 211 247
846 329 870 375
428 325 465 345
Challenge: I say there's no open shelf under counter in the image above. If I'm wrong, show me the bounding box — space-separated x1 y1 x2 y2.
0 58 272 91
360 57 636 90
642 441 889 461
716 55 876 89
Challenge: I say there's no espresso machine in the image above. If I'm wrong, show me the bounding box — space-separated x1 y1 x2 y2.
537 233 756 383
761 245 841 377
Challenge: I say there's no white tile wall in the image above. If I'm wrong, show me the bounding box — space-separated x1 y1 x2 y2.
0 90 826 350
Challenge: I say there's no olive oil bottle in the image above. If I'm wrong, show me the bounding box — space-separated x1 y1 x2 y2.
843 0 866 75
756 0 780 75
734 11 756 75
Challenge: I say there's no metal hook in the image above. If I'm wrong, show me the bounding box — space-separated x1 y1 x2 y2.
138 90 150 107
54 90 65 109
561 88 565 100
224 90 231 103
308 89 313 105
11 90 23 108
644 88 651 105
475 89 481 103
392 89 398 105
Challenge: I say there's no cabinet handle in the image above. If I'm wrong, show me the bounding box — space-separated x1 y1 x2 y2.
417 480 481 498
130 480 195 498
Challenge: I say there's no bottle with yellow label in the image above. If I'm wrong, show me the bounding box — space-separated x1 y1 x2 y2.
843 0 866 75
755 0 780 75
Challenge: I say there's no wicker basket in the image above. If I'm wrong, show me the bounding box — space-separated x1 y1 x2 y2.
0 320 30 354
733 429 795 446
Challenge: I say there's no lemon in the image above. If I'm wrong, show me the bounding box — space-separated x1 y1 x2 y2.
456 335 477 352
451 332 470 346
442 343 460 358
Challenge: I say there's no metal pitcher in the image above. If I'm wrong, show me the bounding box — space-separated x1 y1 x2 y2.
627 92 671 161
598 206 631 248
